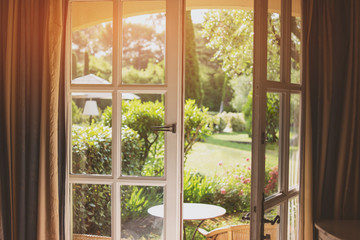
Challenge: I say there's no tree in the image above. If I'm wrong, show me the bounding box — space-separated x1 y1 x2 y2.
122 22 165 70
193 23 229 112
201 10 254 112
185 11 203 104
243 92 280 143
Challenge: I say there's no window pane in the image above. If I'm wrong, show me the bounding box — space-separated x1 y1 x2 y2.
291 0 301 84
71 2 113 84
264 205 280 240
72 184 111 238
71 93 112 175
267 0 281 82
289 94 300 189
121 185 164 239
122 1 165 85
121 94 164 177
265 92 281 198
288 196 299 240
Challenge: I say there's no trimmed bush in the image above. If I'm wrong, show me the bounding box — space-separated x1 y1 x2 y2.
230 115 246 132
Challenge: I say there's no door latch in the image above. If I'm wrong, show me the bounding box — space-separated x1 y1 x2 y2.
151 123 176 133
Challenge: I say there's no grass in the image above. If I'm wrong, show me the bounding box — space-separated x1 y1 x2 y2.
184 132 280 239
185 132 278 176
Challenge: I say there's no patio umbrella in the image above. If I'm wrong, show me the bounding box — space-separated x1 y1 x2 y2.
71 74 140 100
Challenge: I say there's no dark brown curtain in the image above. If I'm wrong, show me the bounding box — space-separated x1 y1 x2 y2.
302 0 360 238
0 0 67 239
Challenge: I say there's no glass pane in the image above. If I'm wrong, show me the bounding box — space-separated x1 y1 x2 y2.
121 94 164 177
291 0 301 84
71 93 112 175
122 1 165 85
264 206 280 240
71 2 113 84
289 94 301 189
288 196 299 240
72 184 111 239
121 185 164 239
265 92 281 198
267 0 281 82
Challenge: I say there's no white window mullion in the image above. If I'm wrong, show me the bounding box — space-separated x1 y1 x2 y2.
164 0 183 238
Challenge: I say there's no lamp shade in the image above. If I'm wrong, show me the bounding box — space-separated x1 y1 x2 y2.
83 100 99 116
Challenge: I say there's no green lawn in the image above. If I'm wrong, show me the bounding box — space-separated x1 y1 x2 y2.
185 132 278 176
184 132 280 239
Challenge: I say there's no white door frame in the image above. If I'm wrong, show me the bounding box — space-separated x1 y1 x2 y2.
65 0 184 239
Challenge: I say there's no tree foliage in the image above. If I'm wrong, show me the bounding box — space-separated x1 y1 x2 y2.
185 11 203 104
184 99 211 158
243 92 280 143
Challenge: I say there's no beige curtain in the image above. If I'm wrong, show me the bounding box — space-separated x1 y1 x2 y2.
0 0 65 239
302 0 360 239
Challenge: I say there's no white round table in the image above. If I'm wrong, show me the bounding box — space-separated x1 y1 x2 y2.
148 203 226 240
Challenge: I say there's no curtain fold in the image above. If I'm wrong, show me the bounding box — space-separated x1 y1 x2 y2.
302 0 360 238
0 0 66 240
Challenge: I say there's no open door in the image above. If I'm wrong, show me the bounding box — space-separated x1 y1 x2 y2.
251 0 302 239
68 0 183 239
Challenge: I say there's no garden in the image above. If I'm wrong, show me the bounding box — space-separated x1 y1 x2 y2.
71 97 280 239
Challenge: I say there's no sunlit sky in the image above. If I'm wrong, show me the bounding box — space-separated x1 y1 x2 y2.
191 9 208 24
124 9 208 32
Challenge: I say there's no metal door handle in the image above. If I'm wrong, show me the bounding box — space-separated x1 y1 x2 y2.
151 123 176 133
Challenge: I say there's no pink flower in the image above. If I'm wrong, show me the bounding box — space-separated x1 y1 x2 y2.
243 178 251 184
246 158 250 162
218 161 223 166
239 190 244 196
247 167 251 170
234 175 239 179
220 188 226 195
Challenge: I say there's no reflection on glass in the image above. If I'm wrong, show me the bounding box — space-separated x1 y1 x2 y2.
288 197 299 240
122 1 165 85
71 93 112 175
264 206 280 239
72 184 111 238
265 92 281 198
121 185 163 239
291 0 301 84
289 94 301 189
71 2 113 84
267 0 281 82
121 94 164 176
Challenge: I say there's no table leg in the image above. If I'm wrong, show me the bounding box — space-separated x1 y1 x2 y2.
191 220 205 240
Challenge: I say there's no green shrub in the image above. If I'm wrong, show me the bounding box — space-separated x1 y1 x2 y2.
212 160 252 213
101 106 112 127
72 100 87 125
122 99 164 169
72 184 111 236
183 171 215 203
230 115 246 132
72 99 214 237
184 99 211 158
243 92 280 143
209 159 279 214
209 114 227 133
72 125 112 175
121 186 162 221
